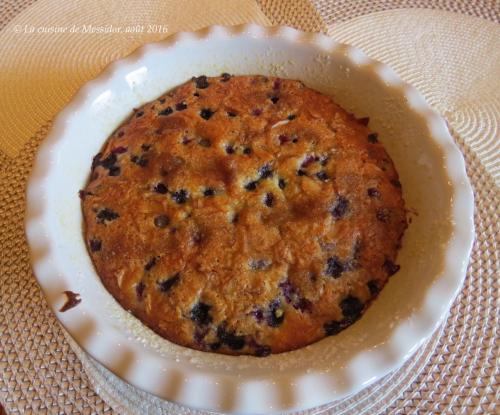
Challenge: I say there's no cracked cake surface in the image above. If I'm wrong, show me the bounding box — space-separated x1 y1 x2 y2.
81 74 407 356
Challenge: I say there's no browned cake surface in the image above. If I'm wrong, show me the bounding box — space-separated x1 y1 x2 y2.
81 75 407 356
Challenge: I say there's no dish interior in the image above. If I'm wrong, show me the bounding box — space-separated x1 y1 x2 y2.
30 28 463 411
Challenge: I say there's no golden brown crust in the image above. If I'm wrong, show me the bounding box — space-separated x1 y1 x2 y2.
81 75 407 356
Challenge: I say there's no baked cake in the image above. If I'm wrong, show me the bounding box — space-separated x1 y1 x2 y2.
81 74 407 356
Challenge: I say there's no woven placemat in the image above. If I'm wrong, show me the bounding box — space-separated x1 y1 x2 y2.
310 0 500 26
1 1 499 414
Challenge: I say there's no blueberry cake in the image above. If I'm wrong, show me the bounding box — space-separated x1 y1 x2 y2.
81 74 407 356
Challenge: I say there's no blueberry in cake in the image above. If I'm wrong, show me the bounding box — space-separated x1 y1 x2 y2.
81 74 407 356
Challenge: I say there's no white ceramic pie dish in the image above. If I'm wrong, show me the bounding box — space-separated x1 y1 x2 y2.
25 24 474 414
